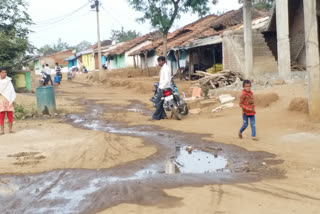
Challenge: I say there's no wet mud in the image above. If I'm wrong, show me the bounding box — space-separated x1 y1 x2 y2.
0 100 285 214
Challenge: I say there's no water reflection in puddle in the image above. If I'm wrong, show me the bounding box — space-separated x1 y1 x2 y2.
174 147 228 174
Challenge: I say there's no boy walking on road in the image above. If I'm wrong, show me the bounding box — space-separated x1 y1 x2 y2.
239 80 258 141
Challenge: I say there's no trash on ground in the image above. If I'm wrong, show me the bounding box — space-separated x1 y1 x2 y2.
192 86 202 98
218 94 235 104
212 103 234 113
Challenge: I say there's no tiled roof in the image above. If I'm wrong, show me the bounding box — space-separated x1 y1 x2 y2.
130 8 268 56
87 40 113 50
105 32 161 56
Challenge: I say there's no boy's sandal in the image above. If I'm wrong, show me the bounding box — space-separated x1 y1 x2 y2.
238 132 243 139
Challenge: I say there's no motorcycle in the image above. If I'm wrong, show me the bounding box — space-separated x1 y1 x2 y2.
67 67 76 80
39 71 51 86
150 74 189 120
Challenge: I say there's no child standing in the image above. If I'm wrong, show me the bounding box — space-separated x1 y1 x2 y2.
239 80 258 141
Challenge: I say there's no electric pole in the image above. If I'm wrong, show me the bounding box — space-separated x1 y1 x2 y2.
92 0 102 79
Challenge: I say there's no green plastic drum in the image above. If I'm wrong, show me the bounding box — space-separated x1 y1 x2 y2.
36 86 56 115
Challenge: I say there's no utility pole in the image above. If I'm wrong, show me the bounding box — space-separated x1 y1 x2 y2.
92 0 102 80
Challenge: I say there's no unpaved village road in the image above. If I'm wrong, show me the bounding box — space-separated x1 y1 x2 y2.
0 75 320 214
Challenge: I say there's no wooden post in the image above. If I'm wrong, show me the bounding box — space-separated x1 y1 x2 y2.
189 52 193 81
133 55 137 69
143 51 150 76
140 54 143 69
174 50 182 80
213 47 216 73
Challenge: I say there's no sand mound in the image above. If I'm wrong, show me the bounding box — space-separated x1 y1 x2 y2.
289 97 308 113
255 93 279 107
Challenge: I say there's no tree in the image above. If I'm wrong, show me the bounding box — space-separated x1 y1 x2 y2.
38 38 71 56
127 0 217 58
52 38 70 52
238 0 274 11
0 0 33 71
38 44 56 56
110 27 141 43
74 40 92 52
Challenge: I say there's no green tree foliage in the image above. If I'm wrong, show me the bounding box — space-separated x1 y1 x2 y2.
53 38 69 52
38 38 70 55
239 0 274 11
74 40 92 52
0 0 33 71
127 0 217 58
38 44 56 56
110 27 141 43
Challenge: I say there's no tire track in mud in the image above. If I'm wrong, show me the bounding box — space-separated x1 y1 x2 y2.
0 99 285 214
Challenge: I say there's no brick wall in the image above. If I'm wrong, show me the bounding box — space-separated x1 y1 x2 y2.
40 50 73 68
222 33 244 74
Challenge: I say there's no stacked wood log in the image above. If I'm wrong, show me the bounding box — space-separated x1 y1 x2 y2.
192 70 244 89
291 63 305 71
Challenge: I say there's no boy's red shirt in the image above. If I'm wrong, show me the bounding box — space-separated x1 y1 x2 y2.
239 90 256 115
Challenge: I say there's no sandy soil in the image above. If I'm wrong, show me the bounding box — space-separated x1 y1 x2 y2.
1 72 320 213
0 120 155 174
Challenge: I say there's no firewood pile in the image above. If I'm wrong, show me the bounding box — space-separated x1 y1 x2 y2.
291 63 305 71
192 70 244 89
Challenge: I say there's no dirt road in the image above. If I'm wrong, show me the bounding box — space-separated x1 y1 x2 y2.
0 75 319 214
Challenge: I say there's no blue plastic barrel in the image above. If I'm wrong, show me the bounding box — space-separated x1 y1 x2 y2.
36 86 56 115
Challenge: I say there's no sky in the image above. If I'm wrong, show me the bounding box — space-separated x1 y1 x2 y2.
28 0 242 48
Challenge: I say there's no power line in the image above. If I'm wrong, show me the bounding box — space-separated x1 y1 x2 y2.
100 3 124 27
31 11 92 33
33 2 90 27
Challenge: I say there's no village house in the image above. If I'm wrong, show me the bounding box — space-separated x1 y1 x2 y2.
90 40 112 70
64 40 112 71
129 8 269 77
241 0 320 119
104 32 161 70
34 49 73 74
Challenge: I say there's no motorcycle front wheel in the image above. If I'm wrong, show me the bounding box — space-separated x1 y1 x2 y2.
180 104 189 115
172 106 182 120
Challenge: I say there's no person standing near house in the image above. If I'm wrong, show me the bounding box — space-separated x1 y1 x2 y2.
0 68 16 135
55 62 62 83
45 64 51 74
152 56 171 120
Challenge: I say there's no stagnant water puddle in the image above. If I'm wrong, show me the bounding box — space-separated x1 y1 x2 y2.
0 100 284 214
174 146 228 174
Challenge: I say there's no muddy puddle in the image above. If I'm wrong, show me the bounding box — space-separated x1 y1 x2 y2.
0 100 284 214
174 146 228 174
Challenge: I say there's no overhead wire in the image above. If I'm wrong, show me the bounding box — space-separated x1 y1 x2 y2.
100 2 124 27
31 11 92 33
32 2 90 28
